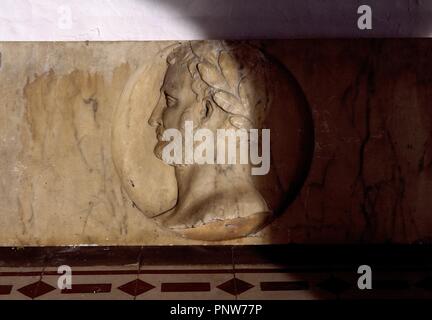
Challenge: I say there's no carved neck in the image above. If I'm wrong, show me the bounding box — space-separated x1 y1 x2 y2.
171 164 268 223
175 164 248 196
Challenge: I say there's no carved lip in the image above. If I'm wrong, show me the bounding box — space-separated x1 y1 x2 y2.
156 127 165 141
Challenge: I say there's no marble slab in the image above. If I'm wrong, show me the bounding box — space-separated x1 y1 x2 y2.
0 40 431 245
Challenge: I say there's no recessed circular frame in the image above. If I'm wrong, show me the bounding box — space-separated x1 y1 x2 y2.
112 41 314 241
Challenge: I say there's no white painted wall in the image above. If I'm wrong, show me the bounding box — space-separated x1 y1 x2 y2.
0 0 431 41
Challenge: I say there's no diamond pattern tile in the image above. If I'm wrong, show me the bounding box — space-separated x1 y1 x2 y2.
118 279 155 297
217 278 254 296
18 281 56 299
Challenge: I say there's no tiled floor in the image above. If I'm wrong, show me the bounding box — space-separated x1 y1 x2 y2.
1 264 432 299
1 246 432 299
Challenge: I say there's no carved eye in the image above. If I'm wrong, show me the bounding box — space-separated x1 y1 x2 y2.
164 93 177 108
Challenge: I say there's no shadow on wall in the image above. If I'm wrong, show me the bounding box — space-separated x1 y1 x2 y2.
131 0 432 244
133 2 432 293
134 0 432 243
138 0 432 250
142 0 432 38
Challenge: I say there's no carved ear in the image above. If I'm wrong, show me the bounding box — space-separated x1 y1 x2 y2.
200 99 213 123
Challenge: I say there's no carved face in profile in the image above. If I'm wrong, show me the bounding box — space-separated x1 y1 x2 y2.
148 42 271 163
143 42 275 240
148 62 217 162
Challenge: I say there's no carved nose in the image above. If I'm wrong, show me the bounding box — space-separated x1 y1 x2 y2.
148 104 163 127
148 95 164 127
148 115 162 127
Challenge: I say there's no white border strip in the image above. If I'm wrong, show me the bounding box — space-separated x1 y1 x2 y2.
0 0 431 41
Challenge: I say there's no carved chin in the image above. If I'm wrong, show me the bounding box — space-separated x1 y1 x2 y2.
153 141 189 168
153 140 168 161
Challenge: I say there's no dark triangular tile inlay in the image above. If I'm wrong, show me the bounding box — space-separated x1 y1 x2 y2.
18 281 56 299
217 278 254 296
118 279 155 297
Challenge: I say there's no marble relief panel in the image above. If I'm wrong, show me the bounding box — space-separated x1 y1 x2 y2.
0 40 431 245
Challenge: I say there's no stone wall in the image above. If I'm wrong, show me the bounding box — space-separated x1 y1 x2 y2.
0 40 431 245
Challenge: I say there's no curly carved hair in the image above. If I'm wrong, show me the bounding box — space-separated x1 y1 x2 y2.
166 41 272 129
